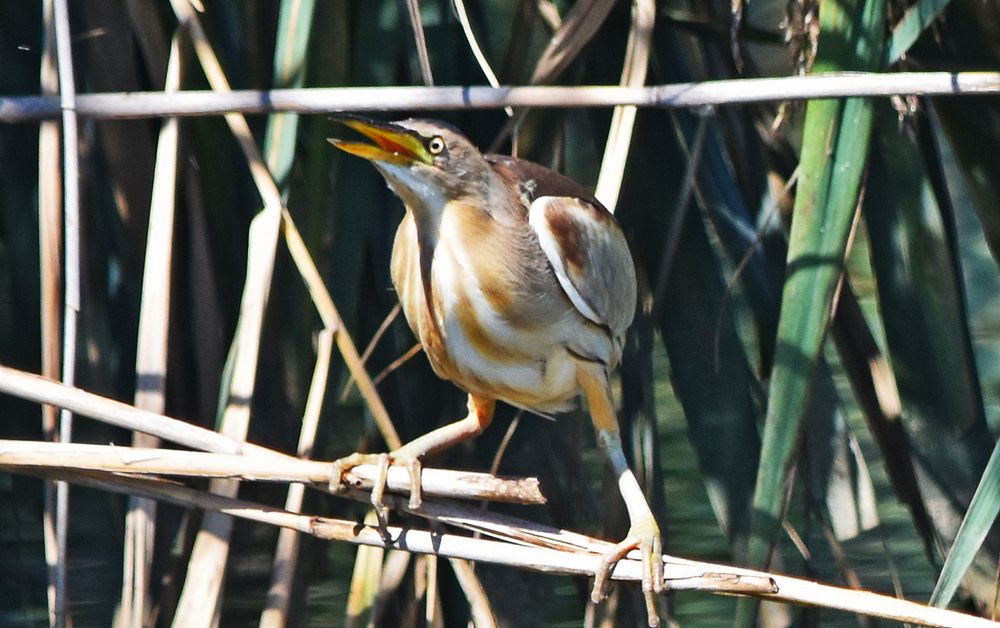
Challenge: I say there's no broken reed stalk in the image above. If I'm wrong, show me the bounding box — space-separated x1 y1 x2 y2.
8 465 995 628
0 440 544 505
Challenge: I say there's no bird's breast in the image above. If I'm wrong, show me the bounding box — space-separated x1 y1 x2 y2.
391 203 583 411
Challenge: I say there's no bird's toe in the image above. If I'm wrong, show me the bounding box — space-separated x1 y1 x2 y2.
591 517 663 627
329 452 391 539
330 449 425 540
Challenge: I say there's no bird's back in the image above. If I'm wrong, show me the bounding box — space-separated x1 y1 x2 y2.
486 154 602 213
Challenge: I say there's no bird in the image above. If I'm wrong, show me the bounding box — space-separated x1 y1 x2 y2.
329 115 663 624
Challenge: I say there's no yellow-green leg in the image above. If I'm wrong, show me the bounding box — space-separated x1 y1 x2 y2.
578 366 663 627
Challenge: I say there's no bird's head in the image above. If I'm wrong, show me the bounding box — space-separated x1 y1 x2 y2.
329 116 493 215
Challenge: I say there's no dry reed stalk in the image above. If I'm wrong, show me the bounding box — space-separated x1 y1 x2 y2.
0 440 545 505
260 328 334 627
51 1 80 624
37 1 62 625
257 3 328 619
405 0 434 86
453 0 511 118
449 558 498 628
594 0 655 212
529 0 616 85
170 204 280 624
345 510 387 627
423 555 441 626
10 465 996 628
279 213 402 448
0 365 279 456
372 342 423 389
165 1 287 620
118 31 183 628
4 73 1000 123
276 220 398 626
339 304 402 402
280 217 403 623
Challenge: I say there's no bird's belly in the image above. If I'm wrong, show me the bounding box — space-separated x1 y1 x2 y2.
405 286 581 410
437 307 581 412
431 223 586 410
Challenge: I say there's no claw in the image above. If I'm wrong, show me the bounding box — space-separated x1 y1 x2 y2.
591 518 663 627
329 450 425 541
370 453 392 541
643 532 664 627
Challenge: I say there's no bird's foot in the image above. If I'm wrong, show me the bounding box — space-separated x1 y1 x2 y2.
591 516 664 627
330 450 423 541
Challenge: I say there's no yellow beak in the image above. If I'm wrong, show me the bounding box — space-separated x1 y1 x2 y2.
328 116 432 166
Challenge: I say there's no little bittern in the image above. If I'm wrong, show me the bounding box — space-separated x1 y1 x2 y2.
330 116 663 622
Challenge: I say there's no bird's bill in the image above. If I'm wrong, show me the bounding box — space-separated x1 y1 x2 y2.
328 116 432 166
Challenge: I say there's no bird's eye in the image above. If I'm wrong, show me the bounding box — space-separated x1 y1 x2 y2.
427 136 445 155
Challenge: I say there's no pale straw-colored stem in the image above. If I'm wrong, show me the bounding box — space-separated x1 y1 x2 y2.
261 327 333 627
51 1 79 624
0 365 275 457
118 29 183 628
2 73 999 122
37 1 62 625
594 0 655 212
17 466 998 628
0 440 544 505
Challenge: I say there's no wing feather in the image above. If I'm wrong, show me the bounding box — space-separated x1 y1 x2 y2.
528 196 637 336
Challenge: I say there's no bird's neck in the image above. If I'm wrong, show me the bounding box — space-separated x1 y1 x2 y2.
409 191 502 334
413 210 439 308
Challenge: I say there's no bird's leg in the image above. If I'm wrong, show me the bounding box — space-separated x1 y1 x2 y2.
331 395 495 523
388 394 495 508
578 367 663 627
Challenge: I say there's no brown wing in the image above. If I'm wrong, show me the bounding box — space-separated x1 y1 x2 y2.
528 195 637 338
